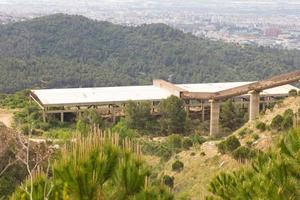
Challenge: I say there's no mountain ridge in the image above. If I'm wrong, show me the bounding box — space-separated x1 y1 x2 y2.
0 14 299 93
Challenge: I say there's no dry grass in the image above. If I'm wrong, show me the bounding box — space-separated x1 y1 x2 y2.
145 140 241 200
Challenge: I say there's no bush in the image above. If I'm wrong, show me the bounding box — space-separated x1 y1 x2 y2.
172 160 184 172
232 146 257 163
220 100 247 132
271 110 294 131
167 134 183 149
43 128 74 140
271 115 284 130
288 89 298 97
182 138 193 150
189 133 206 145
159 95 187 134
76 109 103 134
217 135 241 154
124 101 151 130
252 133 259 140
141 141 173 161
112 119 139 140
256 122 266 132
163 175 174 188
238 128 247 137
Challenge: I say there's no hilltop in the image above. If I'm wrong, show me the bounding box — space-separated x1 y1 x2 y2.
0 14 300 93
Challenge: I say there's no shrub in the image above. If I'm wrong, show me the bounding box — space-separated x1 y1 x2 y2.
167 134 183 149
256 122 266 132
159 95 187 134
76 109 103 134
288 89 298 97
246 141 253 147
220 99 247 132
172 160 184 172
270 110 294 131
163 175 174 188
112 119 139 140
271 115 284 130
182 138 193 150
141 141 173 161
189 133 206 145
238 128 247 137
252 133 259 140
217 135 241 154
37 122 51 131
125 101 151 130
232 146 257 162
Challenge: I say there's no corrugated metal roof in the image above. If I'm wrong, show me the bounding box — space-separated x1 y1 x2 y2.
31 82 299 107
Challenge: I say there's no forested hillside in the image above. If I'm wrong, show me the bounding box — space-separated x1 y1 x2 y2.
0 14 299 93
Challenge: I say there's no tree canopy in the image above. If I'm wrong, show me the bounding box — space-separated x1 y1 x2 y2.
0 14 300 93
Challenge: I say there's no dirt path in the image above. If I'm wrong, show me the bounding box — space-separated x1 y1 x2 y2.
0 108 14 128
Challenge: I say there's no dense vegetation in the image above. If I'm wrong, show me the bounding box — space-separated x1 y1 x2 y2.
1 14 300 93
208 128 300 199
10 132 173 200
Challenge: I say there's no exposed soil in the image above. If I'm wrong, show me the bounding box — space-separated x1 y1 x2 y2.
0 108 14 128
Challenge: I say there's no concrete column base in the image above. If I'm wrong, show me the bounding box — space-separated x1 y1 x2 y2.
209 99 220 137
249 90 260 121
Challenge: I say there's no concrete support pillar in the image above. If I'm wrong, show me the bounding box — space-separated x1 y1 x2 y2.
111 106 116 124
42 110 46 123
209 99 220 137
151 101 155 114
60 112 64 123
249 90 260 121
201 101 205 122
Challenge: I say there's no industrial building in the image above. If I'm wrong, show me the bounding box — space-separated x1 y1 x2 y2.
30 70 300 136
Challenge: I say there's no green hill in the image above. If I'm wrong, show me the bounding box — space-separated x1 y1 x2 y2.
0 14 299 93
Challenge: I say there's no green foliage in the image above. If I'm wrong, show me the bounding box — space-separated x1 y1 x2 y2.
207 128 300 200
13 104 44 135
288 89 298 97
132 186 174 200
141 141 173 161
217 135 241 154
252 133 259 140
238 128 247 137
0 90 30 108
112 119 139 140
0 14 299 93
12 133 174 199
270 114 284 130
189 133 206 145
162 175 174 189
141 134 193 161
43 127 75 140
172 160 184 172
125 101 152 130
76 108 103 134
182 138 193 150
167 134 183 149
159 96 187 134
255 121 267 132
220 100 247 132
270 109 294 131
232 146 257 163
